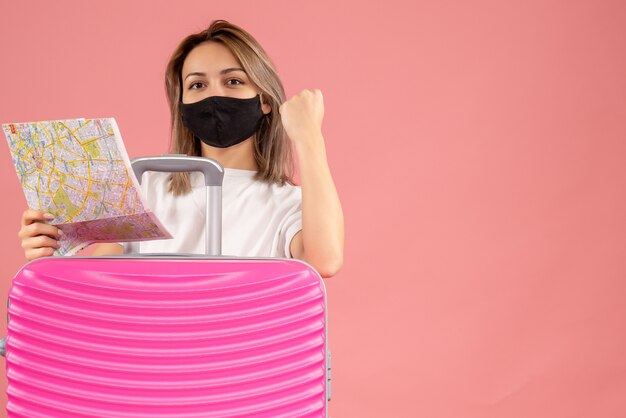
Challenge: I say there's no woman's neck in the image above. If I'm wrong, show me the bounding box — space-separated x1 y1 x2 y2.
199 137 258 171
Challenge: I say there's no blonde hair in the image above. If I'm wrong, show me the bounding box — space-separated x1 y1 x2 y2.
165 20 294 195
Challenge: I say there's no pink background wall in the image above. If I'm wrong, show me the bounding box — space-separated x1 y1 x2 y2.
1 0 626 417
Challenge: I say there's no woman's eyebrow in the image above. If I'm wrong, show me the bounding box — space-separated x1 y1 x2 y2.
184 71 206 81
184 68 245 81
220 67 246 75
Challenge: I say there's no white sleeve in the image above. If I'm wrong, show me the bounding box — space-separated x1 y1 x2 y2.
121 242 130 254
282 209 303 258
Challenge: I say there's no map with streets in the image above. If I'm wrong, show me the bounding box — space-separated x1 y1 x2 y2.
3 118 171 255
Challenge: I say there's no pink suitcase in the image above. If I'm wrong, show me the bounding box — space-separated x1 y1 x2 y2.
1 155 330 417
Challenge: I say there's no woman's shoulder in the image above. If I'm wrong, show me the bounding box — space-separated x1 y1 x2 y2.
221 169 301 204
138 170 170 189
139 171 175 196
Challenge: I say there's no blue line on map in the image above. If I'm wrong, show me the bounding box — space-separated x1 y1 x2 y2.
99 188 107 216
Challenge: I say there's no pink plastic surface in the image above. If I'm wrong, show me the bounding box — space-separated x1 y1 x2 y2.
5 257 327 417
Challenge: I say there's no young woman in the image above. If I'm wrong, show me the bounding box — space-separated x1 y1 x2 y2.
18 20 344 278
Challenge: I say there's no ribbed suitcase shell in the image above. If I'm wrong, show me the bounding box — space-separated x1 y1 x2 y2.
5 256 328 417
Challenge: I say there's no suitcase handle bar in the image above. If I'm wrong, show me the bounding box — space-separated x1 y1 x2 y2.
131 154 224 256
132 154 224 186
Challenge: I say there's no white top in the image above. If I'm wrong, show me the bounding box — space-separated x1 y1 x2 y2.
121 169 302 258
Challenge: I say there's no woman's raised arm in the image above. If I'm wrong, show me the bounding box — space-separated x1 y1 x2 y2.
281 89 345 278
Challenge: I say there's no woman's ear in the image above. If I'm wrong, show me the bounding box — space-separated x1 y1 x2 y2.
259 93 272 115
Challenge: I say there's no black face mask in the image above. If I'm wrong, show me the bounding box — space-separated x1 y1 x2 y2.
181 95 264 148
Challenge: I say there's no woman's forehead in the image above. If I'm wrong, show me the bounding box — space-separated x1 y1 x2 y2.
182 42 242 75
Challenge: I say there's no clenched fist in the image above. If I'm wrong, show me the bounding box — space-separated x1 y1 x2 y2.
279 88 325 146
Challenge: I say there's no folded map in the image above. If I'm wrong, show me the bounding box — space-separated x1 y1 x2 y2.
2 118 171 256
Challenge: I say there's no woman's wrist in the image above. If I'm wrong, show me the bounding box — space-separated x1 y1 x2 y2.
293 133 327 162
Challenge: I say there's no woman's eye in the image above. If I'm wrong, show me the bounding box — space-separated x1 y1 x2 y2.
227 79 243 86
189 82 205 89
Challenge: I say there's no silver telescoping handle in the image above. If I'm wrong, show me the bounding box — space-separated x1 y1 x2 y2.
131 154 225 256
